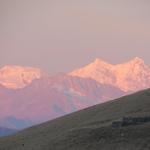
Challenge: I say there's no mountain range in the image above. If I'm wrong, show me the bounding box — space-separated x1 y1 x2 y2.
70 57 150 92
0 57 150 131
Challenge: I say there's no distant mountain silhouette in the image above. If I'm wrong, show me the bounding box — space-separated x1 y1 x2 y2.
0 127 17 137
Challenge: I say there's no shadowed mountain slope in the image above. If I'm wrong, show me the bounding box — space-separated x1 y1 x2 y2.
0 74 124 129
0 89 150 150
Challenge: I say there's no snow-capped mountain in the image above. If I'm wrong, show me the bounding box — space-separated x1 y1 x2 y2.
0 57 149 130
70 57 150 92
0 65 47 89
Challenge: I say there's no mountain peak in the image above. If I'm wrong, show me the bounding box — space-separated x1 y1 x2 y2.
129 57 145 65
0 65 47 89
1 65 39 71
94 58 108 64
91 58 113 69
93 57 145 66
0 65 45 77
70 57 150 92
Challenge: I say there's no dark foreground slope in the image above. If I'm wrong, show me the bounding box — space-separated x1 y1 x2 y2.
0 89 150 150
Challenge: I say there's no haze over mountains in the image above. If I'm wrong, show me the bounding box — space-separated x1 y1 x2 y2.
0 127 17 137
0 57 150 132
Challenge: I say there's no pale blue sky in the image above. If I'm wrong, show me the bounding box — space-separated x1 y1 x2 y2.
0 0 150 74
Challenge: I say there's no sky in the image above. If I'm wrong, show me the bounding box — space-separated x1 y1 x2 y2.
0 0 150 74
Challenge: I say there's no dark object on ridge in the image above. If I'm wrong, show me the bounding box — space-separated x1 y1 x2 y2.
112 116 150 128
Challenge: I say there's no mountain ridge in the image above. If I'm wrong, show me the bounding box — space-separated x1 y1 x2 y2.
1 57 149 92
0 65 47 89
70 57 150 92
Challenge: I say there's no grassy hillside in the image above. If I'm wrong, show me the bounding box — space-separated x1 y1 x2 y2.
0 89 150 150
